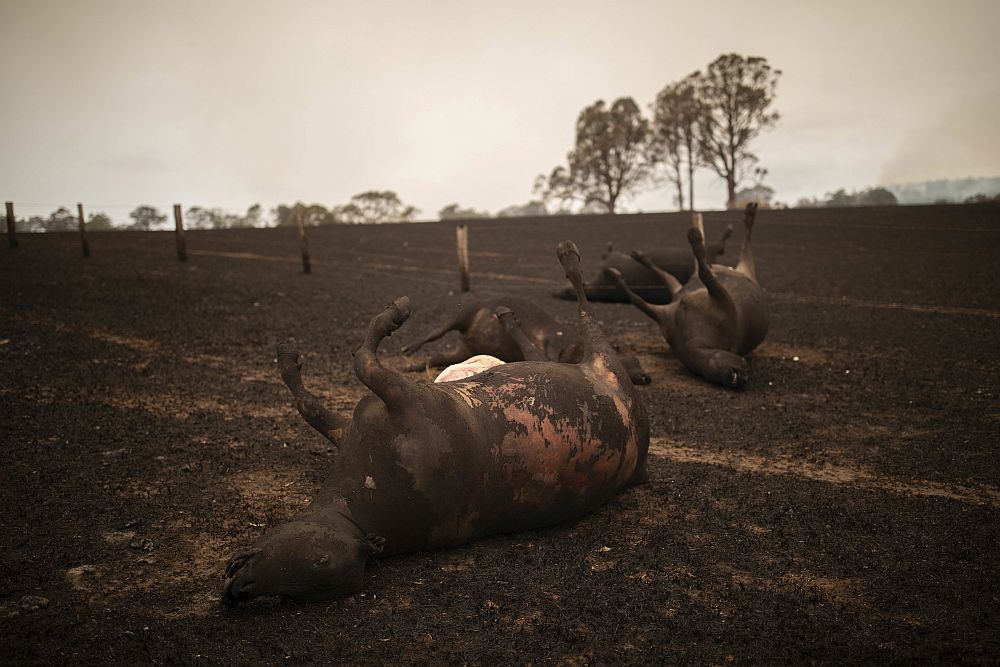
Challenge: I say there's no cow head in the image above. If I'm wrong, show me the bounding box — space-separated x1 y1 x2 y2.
221 518 382 606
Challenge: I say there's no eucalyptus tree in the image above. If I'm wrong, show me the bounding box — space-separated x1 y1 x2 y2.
538 97 654 214
694 54 780 208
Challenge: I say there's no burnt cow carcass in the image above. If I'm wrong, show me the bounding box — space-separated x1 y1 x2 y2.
221 241 650 605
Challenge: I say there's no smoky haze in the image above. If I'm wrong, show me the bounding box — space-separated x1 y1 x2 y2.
1 0 998 218
880 91 1000 185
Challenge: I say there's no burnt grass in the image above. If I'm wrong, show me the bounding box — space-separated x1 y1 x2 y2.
1 204 998 665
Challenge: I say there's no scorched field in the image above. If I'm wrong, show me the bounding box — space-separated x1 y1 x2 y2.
1 204 998 664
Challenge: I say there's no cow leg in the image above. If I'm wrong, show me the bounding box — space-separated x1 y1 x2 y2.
628 250 685 299
603 267 672 325
612 346 652 385
708 224 734 264
689 226 740 345
402 337 472 371
680 344 749 389
399 316 460 355
423 340 474 368
353 297 419 409
558 240 624 362
494 307 546 361
734 202 758 281
276 340 350 446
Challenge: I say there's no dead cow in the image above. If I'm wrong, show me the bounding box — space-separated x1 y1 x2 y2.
401 294 651 385
605 204 769 388
553 224 733 304
221 241 650 605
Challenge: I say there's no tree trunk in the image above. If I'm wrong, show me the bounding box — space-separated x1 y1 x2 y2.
676 179 685 211
687 156 695 211
726 174 737 209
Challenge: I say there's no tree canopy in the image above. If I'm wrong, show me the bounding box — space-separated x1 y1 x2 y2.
693 54 781 208
44 207 77 232
438 203 488 220
334 191 419 224
273 203 337 227
496 200 549 218
734 184 776 208
537 97 654 214
127 205 167 231
86 212 114 230
538 53 781 214
651 75 702 211
796 187 899 208
186 204 263 229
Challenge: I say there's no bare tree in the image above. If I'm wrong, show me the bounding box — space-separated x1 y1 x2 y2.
694 54 780 208
538 98 654 214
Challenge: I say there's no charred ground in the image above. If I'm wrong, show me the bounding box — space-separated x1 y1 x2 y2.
1 205 998 664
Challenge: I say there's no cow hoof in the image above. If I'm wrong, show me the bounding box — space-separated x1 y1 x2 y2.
370 297 412 340
557 240 581 263
389 296 412 324
276 338 300 360
726 368 748 389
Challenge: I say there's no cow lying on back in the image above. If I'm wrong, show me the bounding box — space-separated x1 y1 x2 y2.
605 204 769 388
221 241 650 605
554 225 733 304
401 294 651 384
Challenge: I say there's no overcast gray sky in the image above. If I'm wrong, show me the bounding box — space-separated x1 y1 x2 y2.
2 0 998 221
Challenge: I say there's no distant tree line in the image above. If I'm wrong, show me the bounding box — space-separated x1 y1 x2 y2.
16 207 115 233
959 192 1000 204
273 191 420 226
795 187 899 208
887 177 1000 205
10 192 424 232
437 200 551 220
535 53 781 212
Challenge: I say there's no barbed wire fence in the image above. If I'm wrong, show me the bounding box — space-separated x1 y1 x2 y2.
3 200 471 281
4 200 327 274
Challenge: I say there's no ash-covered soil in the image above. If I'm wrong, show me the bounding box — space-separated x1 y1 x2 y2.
1 204 998 664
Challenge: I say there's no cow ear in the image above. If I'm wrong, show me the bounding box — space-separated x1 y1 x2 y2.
363 534 386 555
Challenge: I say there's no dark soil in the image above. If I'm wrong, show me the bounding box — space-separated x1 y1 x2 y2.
1 204 998 665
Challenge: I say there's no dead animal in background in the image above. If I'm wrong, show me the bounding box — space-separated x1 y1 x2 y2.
606 204 769 388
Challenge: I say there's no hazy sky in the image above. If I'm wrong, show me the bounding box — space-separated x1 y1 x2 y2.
2 0 998 221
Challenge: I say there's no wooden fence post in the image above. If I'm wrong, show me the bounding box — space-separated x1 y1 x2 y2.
5 202 16 249
173 204 187 262
296 207 311 274
77 203 90 258
456 224 470 292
